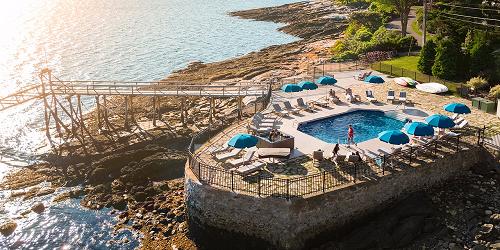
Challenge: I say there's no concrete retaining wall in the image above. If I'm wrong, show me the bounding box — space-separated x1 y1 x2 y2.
185 147 488 249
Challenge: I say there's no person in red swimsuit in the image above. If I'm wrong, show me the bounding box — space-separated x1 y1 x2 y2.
347 124 354 146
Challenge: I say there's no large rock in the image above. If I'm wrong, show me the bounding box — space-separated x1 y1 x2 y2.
120 152 185 183
88 146 165 184
0 220 17 236
31 202 45 213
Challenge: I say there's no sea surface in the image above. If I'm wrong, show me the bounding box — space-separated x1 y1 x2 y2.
0 0 299 248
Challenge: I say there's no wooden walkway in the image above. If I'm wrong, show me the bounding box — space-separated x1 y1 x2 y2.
0 79 269 112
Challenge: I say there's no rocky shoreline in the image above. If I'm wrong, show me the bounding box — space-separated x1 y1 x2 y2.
0 0 352 249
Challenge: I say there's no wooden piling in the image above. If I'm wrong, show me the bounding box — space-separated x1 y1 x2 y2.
124 96 129 129
152 97 157 126
96 96 101 130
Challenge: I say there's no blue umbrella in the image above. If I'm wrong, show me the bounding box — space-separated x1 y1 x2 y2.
228 133 258 149
425 114 455 128
281 84 302 93
364 75 385 83
404 122 434 136
444 103 471 114
378 130 410 145
316 76 337 85
298 81 318 90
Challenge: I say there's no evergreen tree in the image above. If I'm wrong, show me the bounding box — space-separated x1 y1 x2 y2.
432 38 461 80
469 32 494 77
417 40 436 75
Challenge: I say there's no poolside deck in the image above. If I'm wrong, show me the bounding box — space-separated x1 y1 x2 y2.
190 70 494 198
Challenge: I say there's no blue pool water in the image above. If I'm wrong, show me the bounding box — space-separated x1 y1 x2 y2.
298 110 406 144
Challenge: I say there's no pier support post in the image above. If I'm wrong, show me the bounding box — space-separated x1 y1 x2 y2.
209 97 214 125
181 98 185 126
96 96 101 131
152 97 157 127
124 96 129 129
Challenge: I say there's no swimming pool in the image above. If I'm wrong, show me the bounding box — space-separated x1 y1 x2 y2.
298 110 406 144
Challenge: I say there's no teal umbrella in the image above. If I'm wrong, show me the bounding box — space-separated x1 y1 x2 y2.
364 75 385 83
281 84 302 93
425 114 455 128
298 81 318 90
444 103 471 114
228 133 258 148
316 76 337 85
404 122 434 136
378 130 409 145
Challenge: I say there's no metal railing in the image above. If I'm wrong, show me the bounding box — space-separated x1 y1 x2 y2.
370 62 466 95
188 122 485 200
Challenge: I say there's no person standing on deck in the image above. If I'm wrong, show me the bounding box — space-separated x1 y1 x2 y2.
347 124 355 146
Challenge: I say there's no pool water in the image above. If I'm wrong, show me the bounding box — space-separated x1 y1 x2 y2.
298 110 406 144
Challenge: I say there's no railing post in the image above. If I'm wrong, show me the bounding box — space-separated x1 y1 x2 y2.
286 179 290 200
382 155 385 175
231 171 234 191
456 134 460 152
353 163 357 183
258 174 261 197
390 65 393 75
322 171 326 193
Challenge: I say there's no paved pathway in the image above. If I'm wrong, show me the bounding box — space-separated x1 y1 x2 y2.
386 8 422 46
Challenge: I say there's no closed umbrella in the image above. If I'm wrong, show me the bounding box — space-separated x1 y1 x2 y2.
281 84 302 93
298 81 318 90
425 114 455 128
364 75 385 84
404 122 434 136
316 76 337 85
378 130 410 145
444 103 471 114
228 133 258 148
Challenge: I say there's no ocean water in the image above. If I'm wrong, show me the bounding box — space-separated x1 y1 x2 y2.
0 0 299 248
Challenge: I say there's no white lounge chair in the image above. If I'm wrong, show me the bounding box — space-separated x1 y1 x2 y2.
399 92 407 103
283 101 300 114
453 120 468 129
211 144 230 155
228 150 255 167
216 148 242 161
234 161 265 175
387 90 395 103
296 98 313 111
272 104 289 117
255 112 276 123
451 114 459 120
252 116 275 128
366 90 377 103
247 123 272 134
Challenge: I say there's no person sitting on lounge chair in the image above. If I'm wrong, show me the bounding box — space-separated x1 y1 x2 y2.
345 88 354 103
328 89 340 103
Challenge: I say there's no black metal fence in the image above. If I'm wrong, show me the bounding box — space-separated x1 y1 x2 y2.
188 122 486 200
370 62 466 96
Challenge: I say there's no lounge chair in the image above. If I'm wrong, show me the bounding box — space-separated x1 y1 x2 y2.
228 150 255 167
387 90 395 103
398 92 407 103
247 123 272 134
234 161 265 175
296 98 313 111
255 112 276 123
272 104 289 117
452 120 468 129
366 90 377 103
252 116 275 128
454 116 465 124
215 148 242 161
283 101 300 114
451 114 459 120
211 144 230 155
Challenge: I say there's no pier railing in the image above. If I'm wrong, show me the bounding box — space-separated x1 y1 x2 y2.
188 124 485 200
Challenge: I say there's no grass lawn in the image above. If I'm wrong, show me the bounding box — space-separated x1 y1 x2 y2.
381 56 420 72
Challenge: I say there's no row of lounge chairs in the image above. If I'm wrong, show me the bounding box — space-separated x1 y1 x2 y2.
272 98 313 117
387 90 407 103
248 112 278 134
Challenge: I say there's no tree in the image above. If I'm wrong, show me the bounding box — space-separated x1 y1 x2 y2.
417 40 436 74
378 0 419 36
432 38 462 80
469 32 494 77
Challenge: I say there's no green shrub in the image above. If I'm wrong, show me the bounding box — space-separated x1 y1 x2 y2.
489 84 500 99
370 27 401 51
354 26 373 42
332 50 359 61
398 35 417 51
432 38 461 80
417 40 437 74
466 76 488 91
349 11 383 32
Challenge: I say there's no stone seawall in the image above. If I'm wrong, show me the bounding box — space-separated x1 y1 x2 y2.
185 147 489 249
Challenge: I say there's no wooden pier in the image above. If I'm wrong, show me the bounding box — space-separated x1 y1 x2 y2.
0 68 271 152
